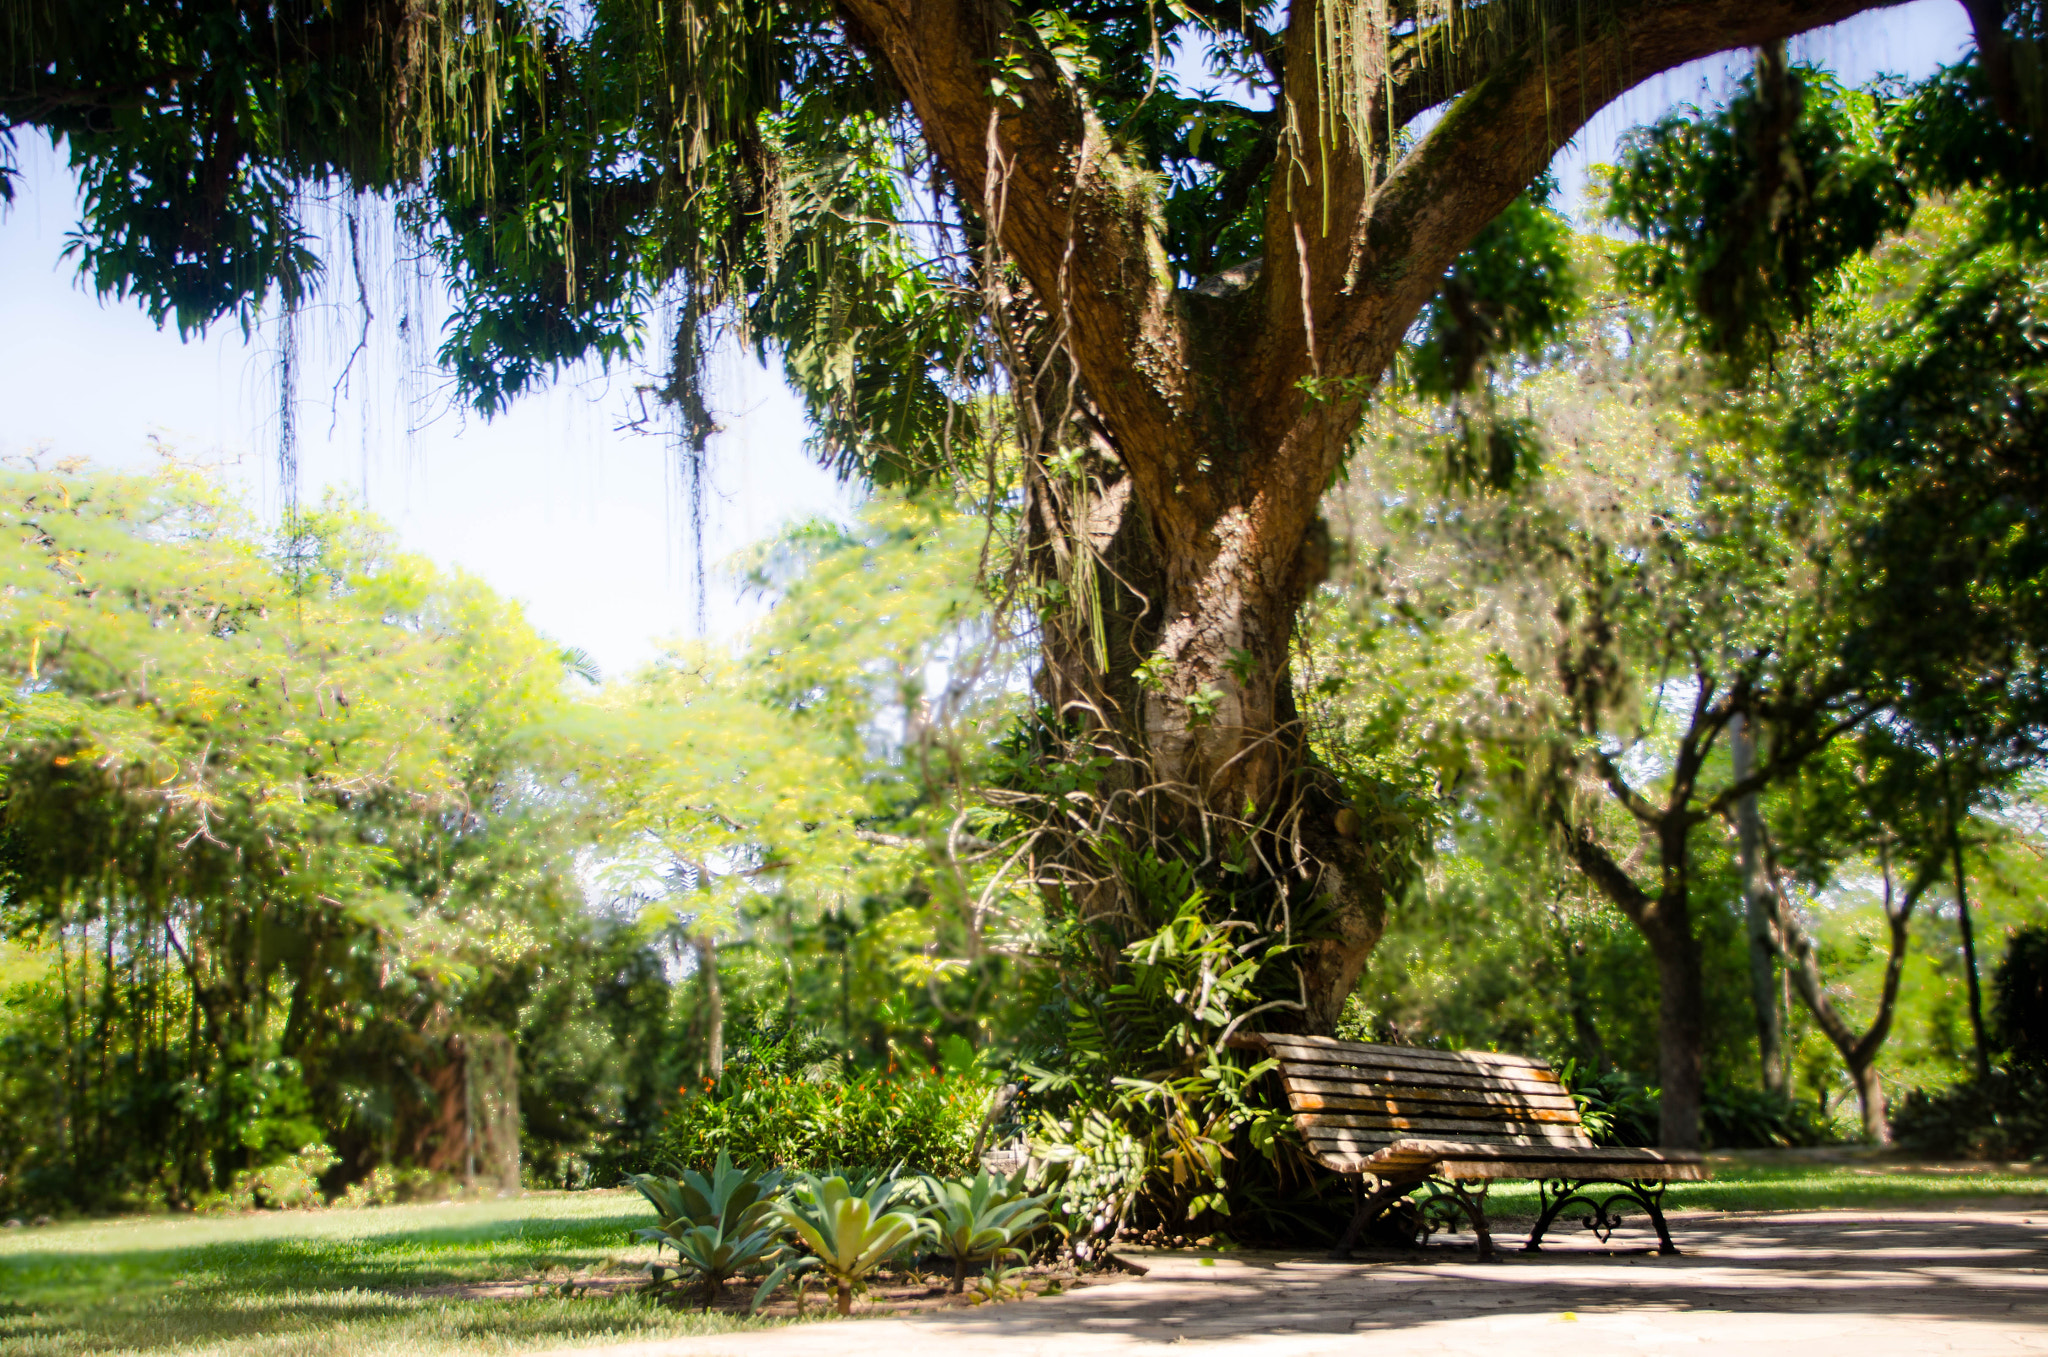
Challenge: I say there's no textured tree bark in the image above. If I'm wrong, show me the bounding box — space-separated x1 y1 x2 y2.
835 0 1895 1026
1648 910 1706 1152
695 932 724 1077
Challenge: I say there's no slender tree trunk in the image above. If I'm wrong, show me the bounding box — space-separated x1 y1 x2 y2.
695 933 723 1077
1763 843 1931 1146
1730 715 1786 1097
1950 818 1990 1079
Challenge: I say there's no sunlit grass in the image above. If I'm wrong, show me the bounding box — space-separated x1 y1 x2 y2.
0 1189 783 1356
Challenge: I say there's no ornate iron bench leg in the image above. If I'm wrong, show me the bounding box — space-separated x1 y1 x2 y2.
1328 1176 1418 1260
1635 1181 1679 1256
1523 1178 1680 1256
1525 1177 1572 1252
1442 1179 1495 1263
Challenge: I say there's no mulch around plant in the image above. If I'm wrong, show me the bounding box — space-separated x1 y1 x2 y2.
403 1259 1143 1317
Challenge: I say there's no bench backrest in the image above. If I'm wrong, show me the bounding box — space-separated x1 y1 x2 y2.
1247 1034 1594 1171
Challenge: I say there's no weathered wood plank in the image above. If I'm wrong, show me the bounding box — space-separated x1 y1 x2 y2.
1298 1111 1593 1137
1282 1068 1564 1098
1435 1157 1708 1182
1360 1139 1700 1164
1289 1084 1579 1113
1260 1035 1552 1073
1307 1128 1589 1154
1294 1099 1581 1123
1276 1054 1562 1086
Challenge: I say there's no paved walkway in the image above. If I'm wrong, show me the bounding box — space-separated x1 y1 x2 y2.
539 1211 2048 1357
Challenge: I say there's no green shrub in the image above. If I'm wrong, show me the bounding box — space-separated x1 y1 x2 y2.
335 1165 445 1208
196 1144 338 1212
651 1070 988 1177
919 1168 1049 1293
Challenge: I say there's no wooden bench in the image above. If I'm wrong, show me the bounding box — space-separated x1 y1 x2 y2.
1232 1033 1706 1261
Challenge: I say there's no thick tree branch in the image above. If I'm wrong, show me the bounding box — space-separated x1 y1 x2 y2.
1553 803 1654 929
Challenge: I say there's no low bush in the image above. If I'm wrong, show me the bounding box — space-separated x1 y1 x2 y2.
643 1026 992 1178
196 1143 338 1212
335 1165 448 1208
650 1071 989 1178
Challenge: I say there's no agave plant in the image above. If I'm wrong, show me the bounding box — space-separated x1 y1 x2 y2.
920 1168 1050 1293
628 1154 789 1309
755 1172 935 1315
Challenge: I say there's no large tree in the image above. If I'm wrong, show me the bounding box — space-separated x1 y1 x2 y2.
6 0 1993 1081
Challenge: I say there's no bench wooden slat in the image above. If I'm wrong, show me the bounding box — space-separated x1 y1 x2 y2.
1283 1069 1563 1098
1261 1035 1552 1073
1362 1139 1699 1164
1298 1108 1590 1132
1274 1053 1562 1083
1307 1127 1592 1153
1436 1157 1708 1183
1291 1088 1580 1114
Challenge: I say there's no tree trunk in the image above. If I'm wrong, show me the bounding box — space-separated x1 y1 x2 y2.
695 933 723 1077
835 1283 853 1316
1950 816 1991 1079
1847 1056 1890 1146
1764 842 1931 1146
1730 715 1787 1097
951 1253 967 1294
1025 439 1385 1030
1646 904 1706 1151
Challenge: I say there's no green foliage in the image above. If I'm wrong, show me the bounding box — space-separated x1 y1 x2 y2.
756 1171 934 1315
917 1168 1048 1292
1603 58 1911 375
650 1068 989 1181
1018 852 1306 1245
0 460 669 1214
648 1027 991 1180
195 1143 340 1213
1410 174 1579 400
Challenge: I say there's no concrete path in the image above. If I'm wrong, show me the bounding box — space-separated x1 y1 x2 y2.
538 1210 2048 1357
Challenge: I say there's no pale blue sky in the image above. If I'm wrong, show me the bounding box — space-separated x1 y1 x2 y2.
0 1 1970 678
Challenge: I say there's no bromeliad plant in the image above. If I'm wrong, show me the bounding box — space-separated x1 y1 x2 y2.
756 1172 935 1315
629 1154 789 1309
920 1168 1050 1293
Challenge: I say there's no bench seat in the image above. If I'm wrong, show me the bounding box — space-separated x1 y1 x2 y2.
1232 1033 1706 1261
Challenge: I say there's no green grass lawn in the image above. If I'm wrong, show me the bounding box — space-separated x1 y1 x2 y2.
0 1189 779 1357
3 1163 2044 1357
